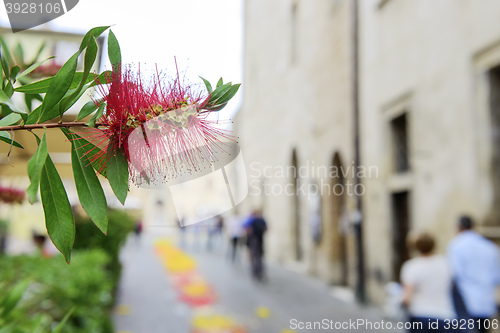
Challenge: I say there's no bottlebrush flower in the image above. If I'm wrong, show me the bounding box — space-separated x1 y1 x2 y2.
89 65 240 185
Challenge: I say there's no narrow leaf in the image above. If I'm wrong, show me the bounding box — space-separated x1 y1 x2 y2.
62 128 108 234
59 37 98 114
106 146 129 205
199 76 212 93
216 77 223 88
0 112 21 126
31 41 47 64
52 307 75 333
76 101 98 121
60 129 106 177
15 71 110 94
39 51 78 120
9 65 20 82
16 56 55 80
40 156 75 263
0 279 29 318
211 83 240 105
79 26 110 53
87 103 105 127
0 131 23 148
209 82 231 103
26 132 48 203
108 30 121 68
0 90 26 114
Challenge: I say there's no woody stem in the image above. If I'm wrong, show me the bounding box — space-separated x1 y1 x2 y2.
0 122 104 131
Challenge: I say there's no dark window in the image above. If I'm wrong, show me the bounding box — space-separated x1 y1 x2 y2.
391 113 410 172
391 191 410 281
488 65 500 224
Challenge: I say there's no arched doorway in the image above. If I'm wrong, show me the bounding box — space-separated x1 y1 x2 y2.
331 152 348 286
291 149 302 261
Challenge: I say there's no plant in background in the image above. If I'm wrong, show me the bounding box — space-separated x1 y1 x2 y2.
0 185 25 204
0 26 240 263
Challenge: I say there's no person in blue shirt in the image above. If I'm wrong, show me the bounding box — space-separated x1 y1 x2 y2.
448 216 500 333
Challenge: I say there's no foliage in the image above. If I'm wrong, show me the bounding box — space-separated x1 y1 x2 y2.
0 250 114 333
0 26 240 263
73 209 135 287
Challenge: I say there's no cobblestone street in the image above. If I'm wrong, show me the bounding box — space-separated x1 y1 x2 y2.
113 230 403 333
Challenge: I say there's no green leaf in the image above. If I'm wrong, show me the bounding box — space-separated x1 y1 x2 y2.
0 131 23 148
76 101 98 121
216 77 223 88
40 51 79 121
52 306 75 333
0 112 21 126
211 83 240 105
15 71 110 94
87 103 105 127
27 80 98 124
16 56 55 80
31 41 46 64
0 324 15 333
24 93 43 112
204 102 228 112
199 76 212 94
0 43 10 79
40 156 75 263
108 30 121 68
208 82 231 103
26 132 48 203
60 37 98 114
0 89 26 114
0 279 29 318
13 42 23 65
59 129 107 177
0 36 13 66
79 26 110 53
106 145 129 205
62 128 108 234
9 65 20 82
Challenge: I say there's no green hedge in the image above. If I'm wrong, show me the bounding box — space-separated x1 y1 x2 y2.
0 209 136 332
0 250 114 333
73 209 136 288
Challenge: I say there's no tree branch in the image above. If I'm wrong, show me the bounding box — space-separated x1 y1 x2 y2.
0 122 104 131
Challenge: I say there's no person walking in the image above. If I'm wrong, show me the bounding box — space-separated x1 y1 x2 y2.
448 216 500 333
245 210 267 281
227 215 245 263
401 232 456 332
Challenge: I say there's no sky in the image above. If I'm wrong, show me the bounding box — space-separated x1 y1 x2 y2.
0 0 244 119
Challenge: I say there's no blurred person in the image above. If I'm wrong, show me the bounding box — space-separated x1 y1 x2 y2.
401 232 456 332
245 210 268 281
226 214 245 263
134 220 143 245
206 215 224 252
448 216 500 333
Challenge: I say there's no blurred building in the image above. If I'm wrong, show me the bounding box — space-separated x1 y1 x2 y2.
235 0 358 291
0 27 105 252
360 0 500 305
236 0 500 306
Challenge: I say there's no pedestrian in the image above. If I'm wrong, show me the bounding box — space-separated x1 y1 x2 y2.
134 220 143 245
227 215 245 263
448 216 500 333
401 232 456 332
245 210 267 281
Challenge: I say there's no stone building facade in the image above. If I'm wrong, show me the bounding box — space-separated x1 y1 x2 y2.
360 0 500 304
236 0 500 305
235 0 360 291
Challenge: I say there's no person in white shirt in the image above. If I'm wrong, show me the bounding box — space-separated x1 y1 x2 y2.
401 232 456 332
448 216 500 333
